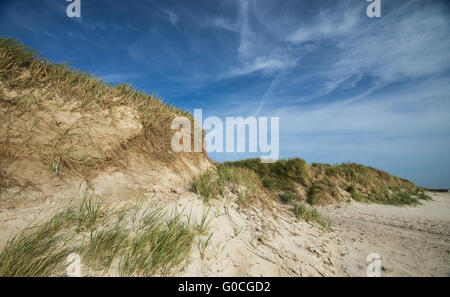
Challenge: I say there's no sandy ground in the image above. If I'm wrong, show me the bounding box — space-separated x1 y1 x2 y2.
320 192 450 276
176 193 343 277
1 185 449 277
0 188 344 277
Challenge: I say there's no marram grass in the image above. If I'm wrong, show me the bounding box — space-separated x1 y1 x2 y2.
194 158 431 227
0 37 204 180
0 197 211 277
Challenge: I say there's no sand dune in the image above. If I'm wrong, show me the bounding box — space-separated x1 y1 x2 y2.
1 39 448 277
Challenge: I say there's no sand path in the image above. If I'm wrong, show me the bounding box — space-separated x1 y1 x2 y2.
320 192 450 276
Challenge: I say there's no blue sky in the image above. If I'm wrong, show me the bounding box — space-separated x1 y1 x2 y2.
1 0 449 188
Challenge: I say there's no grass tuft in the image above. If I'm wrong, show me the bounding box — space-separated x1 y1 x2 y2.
194 165 269 206
292 202 330 230
119 209 195 276
0 207 77 277
0 198 203 277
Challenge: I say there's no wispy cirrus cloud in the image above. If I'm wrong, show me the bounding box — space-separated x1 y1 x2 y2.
161 9 179 27
210 0 301 78
241 0 450 104
222 55 295 78
2 0 449 187
287 5 360 43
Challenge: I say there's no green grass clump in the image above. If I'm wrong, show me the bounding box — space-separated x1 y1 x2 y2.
223 158 310 190
416 190 432 201
194 170 220 203
194 165 268 205
222 158 310 204
307 177 340 206
346 185 367 202
0 208 77 277
389 191 420 206
82 228 128 270
0 198 204 277
119 209 195 276
76 196 104 232
387 190 432 206
292 202 330 230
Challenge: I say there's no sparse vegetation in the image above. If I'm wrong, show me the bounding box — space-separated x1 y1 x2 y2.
0 38 214 277
223 159 429 207
387 190 432 206
119 209 195 276
346 185 367 202
311 162 429 205
292 201 330 230
194 165 269 206
307 177 340 206
194 170 219 203
195 158 432 226
0 207 78 277
0 198 206 277
0 37 206 182
197 232 213 260
222 158 310 204
224 158 310 189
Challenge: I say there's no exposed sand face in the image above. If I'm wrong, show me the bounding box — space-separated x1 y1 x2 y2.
176 193 343 277
320 192 450 276
0 185 343 276
0 152 214 250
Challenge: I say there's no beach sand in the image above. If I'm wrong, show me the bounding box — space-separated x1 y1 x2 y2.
1 190 448 276
320 192 450 276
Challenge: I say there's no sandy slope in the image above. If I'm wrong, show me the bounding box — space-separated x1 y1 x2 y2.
176 193 343 277
2 185 449 276
320 192 450 276
0 186 344 276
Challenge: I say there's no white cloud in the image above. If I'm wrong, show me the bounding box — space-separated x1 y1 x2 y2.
211 17 239 32
255 0 450 103
213 0 300 78
162 9 178 26
274 76 450 136
224 56 295 77
287 6 360 43
336 4 450 82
